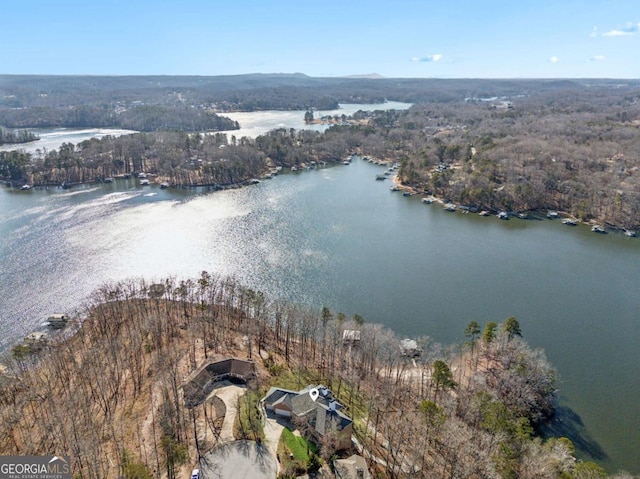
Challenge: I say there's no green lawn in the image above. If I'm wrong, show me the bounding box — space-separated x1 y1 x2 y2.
278 427 319 475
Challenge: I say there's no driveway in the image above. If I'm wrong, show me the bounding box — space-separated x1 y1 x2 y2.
263 413 286 473
200 440 276 479
207 382 246 443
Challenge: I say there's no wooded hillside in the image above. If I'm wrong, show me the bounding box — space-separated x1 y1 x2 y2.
0 274 632 479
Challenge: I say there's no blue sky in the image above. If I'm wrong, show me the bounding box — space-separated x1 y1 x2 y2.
1 0 638 78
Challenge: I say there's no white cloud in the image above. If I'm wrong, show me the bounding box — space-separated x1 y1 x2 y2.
411 54 443 63
602 22 640 37
590 55 606 61
548 56 559 63
603 29 633 37
589 27 598 38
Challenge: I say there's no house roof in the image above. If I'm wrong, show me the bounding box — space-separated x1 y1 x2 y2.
342 329 361 341
262 384 353 435
262 386 298 405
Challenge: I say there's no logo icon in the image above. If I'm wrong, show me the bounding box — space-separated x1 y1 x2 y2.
309 388 319 402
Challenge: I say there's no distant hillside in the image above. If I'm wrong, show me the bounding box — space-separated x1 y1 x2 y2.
341 73 386 79
4 74 637 120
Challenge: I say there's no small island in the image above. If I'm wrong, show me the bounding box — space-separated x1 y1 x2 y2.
0 127 39 146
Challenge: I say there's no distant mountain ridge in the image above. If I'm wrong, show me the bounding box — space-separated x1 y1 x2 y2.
341 73 386 79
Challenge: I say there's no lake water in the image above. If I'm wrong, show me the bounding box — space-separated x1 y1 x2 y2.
0 102 638 473
0 102 411 153
219 101 413 138
0 128 137 155
0 160 638 473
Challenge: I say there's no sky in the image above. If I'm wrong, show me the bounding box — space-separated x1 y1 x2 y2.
0 0 638 78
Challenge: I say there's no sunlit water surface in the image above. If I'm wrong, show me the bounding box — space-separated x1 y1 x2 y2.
0 104 638 473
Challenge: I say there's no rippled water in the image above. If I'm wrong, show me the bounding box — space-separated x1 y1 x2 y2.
1 160 639 472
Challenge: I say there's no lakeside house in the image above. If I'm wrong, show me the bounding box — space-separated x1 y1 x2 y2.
262 384 353 451
400 338 422 357
342 329 361 343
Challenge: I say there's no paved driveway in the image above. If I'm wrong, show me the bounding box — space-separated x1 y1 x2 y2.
263 414 286 474
206 383 246 443
200 440 276 479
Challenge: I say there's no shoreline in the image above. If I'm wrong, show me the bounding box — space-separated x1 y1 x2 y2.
390 172 635 234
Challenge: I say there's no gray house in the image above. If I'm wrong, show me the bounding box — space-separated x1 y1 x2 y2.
262 384 353 450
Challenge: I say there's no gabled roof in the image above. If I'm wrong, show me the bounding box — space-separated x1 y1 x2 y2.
263 384 353 435
262 386 298 405
291 391 320 416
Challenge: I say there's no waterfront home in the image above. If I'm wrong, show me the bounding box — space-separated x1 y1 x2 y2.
262 384 353 451
342 329 361 343
400 338 422 357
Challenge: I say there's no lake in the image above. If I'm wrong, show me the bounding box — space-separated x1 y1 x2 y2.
0 127 137 155
0 102 412 154
0 102 638 473
219 101 413 138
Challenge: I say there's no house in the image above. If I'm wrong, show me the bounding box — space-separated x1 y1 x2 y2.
334 455 372 479
342 329 361 343
262 384 353 451
400 338 422 357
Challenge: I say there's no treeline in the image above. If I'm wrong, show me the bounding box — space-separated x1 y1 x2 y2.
0 105 238 132
392 88 640 230
5 74 634 114
0 127 38 146
3 78 639 228
0 123 391 187
0 273 632 478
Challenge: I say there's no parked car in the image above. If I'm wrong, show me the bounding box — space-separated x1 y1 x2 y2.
190 469 199 479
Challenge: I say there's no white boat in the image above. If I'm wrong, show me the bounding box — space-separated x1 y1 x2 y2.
479 211 490 216
591 225 606 234
139 179 150 186
20 184 32 190
390 185 400 191
562 218 577 226
623 229 636 237
547 210 559 219
444 203 456 212
160 182 169 189
421 197 432 204
497 211 509 220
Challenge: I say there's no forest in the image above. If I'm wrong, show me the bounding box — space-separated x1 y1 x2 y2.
1 273 634 479
0 127 38 146
1 75 639 229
